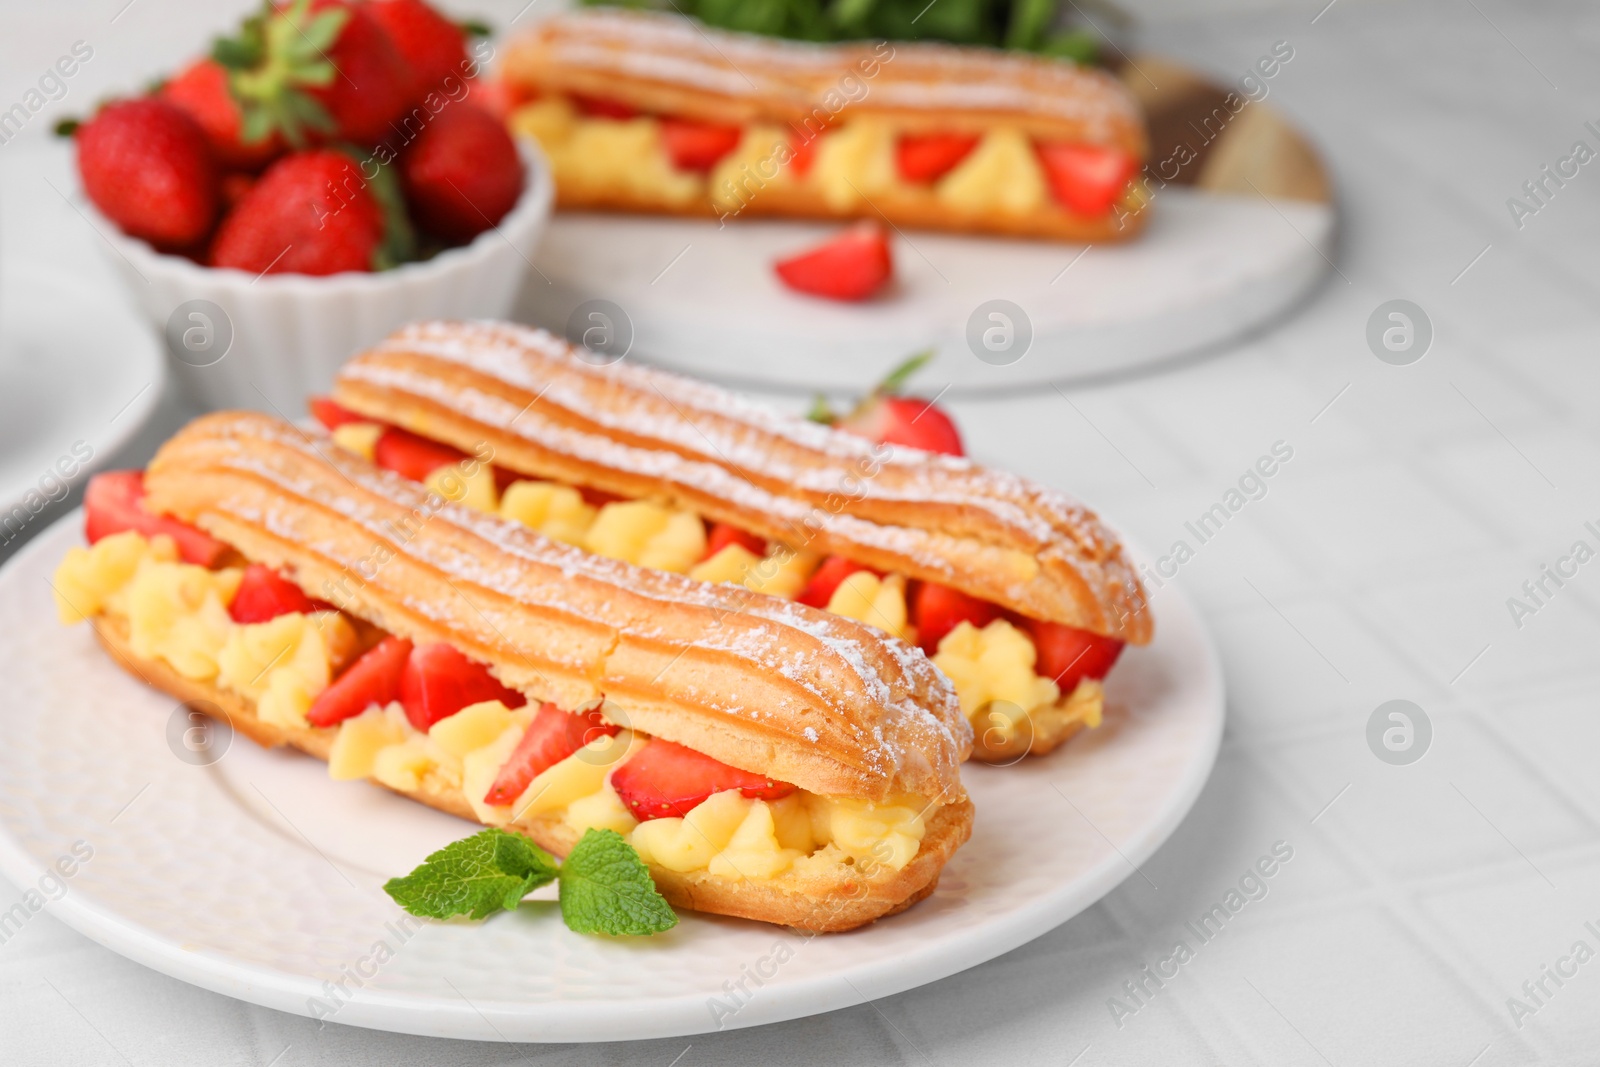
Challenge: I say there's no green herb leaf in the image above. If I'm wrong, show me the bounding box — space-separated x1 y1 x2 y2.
806 393 837 424
558 829 678 936
873 348 934 397
383 827 559 920
458 17 494 36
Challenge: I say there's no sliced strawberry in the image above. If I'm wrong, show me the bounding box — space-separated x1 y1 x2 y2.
704 521 765 560
307 635 413 727
796 555 877 609
399 642 526 732
911 581 1000 654
309 396 366 430
610 739 794 821
373 426 468 482
571 93 641 120
465 77 518 121
837 395 963 456
1026 619 1126 691
895 133 980 183
228 563 328 623
788 127 818 176
483 703 620 807
774 222 892 302
83 471 230 567
1035 143 1139 217
660 117 742 171
577 484 624 509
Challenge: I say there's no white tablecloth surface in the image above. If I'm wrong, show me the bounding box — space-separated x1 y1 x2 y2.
3 0 1599 1063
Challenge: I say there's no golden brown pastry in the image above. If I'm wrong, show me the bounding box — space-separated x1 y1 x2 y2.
327 321 1152 761
53 411 974 932
502 8 1150 241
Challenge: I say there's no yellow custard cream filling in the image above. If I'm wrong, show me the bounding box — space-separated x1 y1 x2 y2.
319 431 1093 733
332 697 928 881
57 533 931 883
509 102 1130 219
54 530 356 727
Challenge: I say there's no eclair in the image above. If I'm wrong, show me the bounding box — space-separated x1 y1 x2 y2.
53 411 973 932
502 9 1150 241
319 321 1153 762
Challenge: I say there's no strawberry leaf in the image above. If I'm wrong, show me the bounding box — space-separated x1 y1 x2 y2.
873 348 934 397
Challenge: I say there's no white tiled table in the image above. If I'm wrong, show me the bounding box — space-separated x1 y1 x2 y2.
3 1 1599 1063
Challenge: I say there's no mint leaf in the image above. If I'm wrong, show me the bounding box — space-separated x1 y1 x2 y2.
558 829 678 936
384 828 558 920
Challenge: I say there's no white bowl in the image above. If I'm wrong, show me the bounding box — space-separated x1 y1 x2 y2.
92 140 552 416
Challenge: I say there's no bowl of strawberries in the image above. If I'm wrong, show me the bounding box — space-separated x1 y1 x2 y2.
67 0 551 415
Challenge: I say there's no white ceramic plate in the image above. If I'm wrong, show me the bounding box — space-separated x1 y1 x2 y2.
517 187 1334 393
0 513 1222 1042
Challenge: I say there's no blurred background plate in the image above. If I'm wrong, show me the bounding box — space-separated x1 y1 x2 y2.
518 56 1335 393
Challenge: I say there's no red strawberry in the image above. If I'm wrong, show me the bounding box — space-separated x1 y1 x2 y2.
660 117 742 171
704 522 765 561
209 150 383 275
463 77 516 121
895 133 979 183
309 396 366 430
228 563 328 623
796 556 877 609
74 98 219 250
220 172 257 210
610 739 795 821
911 581 999 654
373 426 467 481
774 221 892 302
787 126 820 176
570 93 641 119
83 471 230 567
162 59 284 170
483 703 620 807
365 0 470 99
822 351 965 456
307 636 413 727
398 102 524 242
837 394 963 456
1036 143 1139 217
399 642 526 732
1026 619 1125 691
217 0 412 148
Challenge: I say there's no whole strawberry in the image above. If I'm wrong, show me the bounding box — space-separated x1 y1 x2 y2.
210 149 383 275
399 103 524 242
75 98 219 250
819 351 965 456
162 58 284 170
218 0 413 148
366 0 472 100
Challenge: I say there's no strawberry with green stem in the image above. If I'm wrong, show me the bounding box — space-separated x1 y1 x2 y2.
215 0 412 149
812 350 965 457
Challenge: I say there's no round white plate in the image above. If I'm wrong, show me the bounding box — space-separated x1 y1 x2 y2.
517 187 1333 393
0 513 1222 1043
0 264 163 515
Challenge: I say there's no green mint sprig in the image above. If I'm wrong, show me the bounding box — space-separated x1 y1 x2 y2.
383 827 677 936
